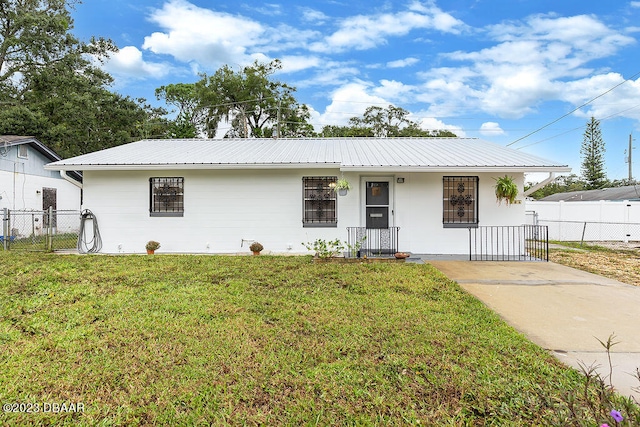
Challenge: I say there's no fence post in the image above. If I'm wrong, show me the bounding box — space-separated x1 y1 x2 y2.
580 222 587 247
47 206 53 251
2 208 8 251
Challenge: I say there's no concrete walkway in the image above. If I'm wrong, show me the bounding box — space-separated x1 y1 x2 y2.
428 260 640 400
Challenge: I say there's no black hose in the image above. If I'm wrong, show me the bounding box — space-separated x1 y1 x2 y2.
77 209 102 254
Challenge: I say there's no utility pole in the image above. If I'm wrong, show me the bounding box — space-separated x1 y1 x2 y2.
628 133 634 182
276 99 282 139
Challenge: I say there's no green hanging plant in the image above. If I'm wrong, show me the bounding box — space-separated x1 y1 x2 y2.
494 175 519 205
333 178 351 195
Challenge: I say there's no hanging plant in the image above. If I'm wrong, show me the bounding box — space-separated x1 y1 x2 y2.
494 175 519 205
333 178 351 196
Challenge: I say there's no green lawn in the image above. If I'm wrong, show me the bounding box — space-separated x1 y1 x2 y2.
0 253 636 425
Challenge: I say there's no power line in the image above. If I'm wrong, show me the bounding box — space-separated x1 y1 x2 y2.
515 103 640 150
506 70 640 148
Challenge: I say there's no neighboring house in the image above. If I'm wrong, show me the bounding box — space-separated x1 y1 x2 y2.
538 185 640 202
45 138 569 255
0 136 82 213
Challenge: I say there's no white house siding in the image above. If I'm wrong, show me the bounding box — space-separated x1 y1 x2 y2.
394 172 525 254
0 168 81 212
83 169 525 255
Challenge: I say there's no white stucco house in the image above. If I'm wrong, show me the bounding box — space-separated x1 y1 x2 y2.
0 135 82 213
44 137 570 255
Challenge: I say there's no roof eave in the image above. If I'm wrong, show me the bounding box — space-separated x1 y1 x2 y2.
339 166 572 173
44 162 342 171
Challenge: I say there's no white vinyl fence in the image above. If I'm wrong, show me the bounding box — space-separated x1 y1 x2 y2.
525 200 640 243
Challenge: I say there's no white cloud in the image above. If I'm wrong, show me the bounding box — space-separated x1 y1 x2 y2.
416 13 635 118
479 122 505 136
279 55 322 73
300 7 329 24
630 1 640 7
313 82 388 128
372 79 416 103
142 0 266 68
104 46 171 79
387 57 419 68
294 64 362 89
562 73 640 122
309 2 466 53
139 0 320 72
417 116 466 137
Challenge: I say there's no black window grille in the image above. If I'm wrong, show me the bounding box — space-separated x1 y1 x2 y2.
150 177 184 217
303 176 337 227
443 176 478 227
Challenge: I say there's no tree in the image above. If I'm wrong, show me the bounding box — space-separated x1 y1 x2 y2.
190 59 313 138
321 105 457 138
0 0 166 157
580 117 608 189
319 125 374 137
155 83 204 136
0 0 114 98
525 174 587 200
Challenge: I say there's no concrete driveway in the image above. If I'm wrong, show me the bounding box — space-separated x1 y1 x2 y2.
428 260 640 400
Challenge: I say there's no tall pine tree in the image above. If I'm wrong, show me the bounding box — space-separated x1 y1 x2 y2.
580 117 608 189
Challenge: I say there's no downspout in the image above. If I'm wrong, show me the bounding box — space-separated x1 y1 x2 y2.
60 170 82 189
523 172 556 197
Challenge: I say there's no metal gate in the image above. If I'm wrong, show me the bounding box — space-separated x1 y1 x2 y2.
469 225 549 261
2 208 80 251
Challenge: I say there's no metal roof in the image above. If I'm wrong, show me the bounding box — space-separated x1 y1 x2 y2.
45 137 571 172
1 135 83 182
540 185 640 202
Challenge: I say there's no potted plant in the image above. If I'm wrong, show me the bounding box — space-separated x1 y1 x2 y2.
494 175 519 205
333 178 351 196
145 240 160 254
249 242 264 255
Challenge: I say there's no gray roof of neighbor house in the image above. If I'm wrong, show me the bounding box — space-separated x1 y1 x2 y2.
45 137 571 173
1 135 83 182
1 135 62 161
539 185 640 202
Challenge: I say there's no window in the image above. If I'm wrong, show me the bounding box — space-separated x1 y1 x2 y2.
150 177 184 217
17 145 28 159
303 176 337 227
443 176 478 227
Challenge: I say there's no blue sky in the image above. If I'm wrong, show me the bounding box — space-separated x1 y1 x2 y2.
70 0 640 182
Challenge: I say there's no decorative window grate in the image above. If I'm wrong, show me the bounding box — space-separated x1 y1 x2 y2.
443 176 478 227
303 176 337 227
150 177 184 217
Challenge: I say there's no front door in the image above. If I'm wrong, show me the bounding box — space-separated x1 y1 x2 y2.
365 181 390 229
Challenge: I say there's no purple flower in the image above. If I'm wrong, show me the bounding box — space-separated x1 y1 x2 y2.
601 424 611 427
610 409 624 423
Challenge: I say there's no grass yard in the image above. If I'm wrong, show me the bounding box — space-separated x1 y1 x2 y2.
550 241 640 286
0 253 636 425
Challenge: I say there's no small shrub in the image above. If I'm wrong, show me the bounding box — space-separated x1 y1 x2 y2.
302 238 344 258
249 242 264 253
145 240 160 251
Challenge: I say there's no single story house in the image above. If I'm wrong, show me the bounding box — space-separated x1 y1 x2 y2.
45 137 570 255
0 135 82 213
539 185 640 202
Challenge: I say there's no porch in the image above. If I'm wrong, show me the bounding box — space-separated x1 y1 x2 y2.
344 225 549 261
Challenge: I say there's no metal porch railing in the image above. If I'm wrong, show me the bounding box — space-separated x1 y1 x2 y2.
346 227 400 258
469 225 548 261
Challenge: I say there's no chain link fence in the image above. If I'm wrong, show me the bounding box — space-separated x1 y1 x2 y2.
2 209 80 251
532 218 640 245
